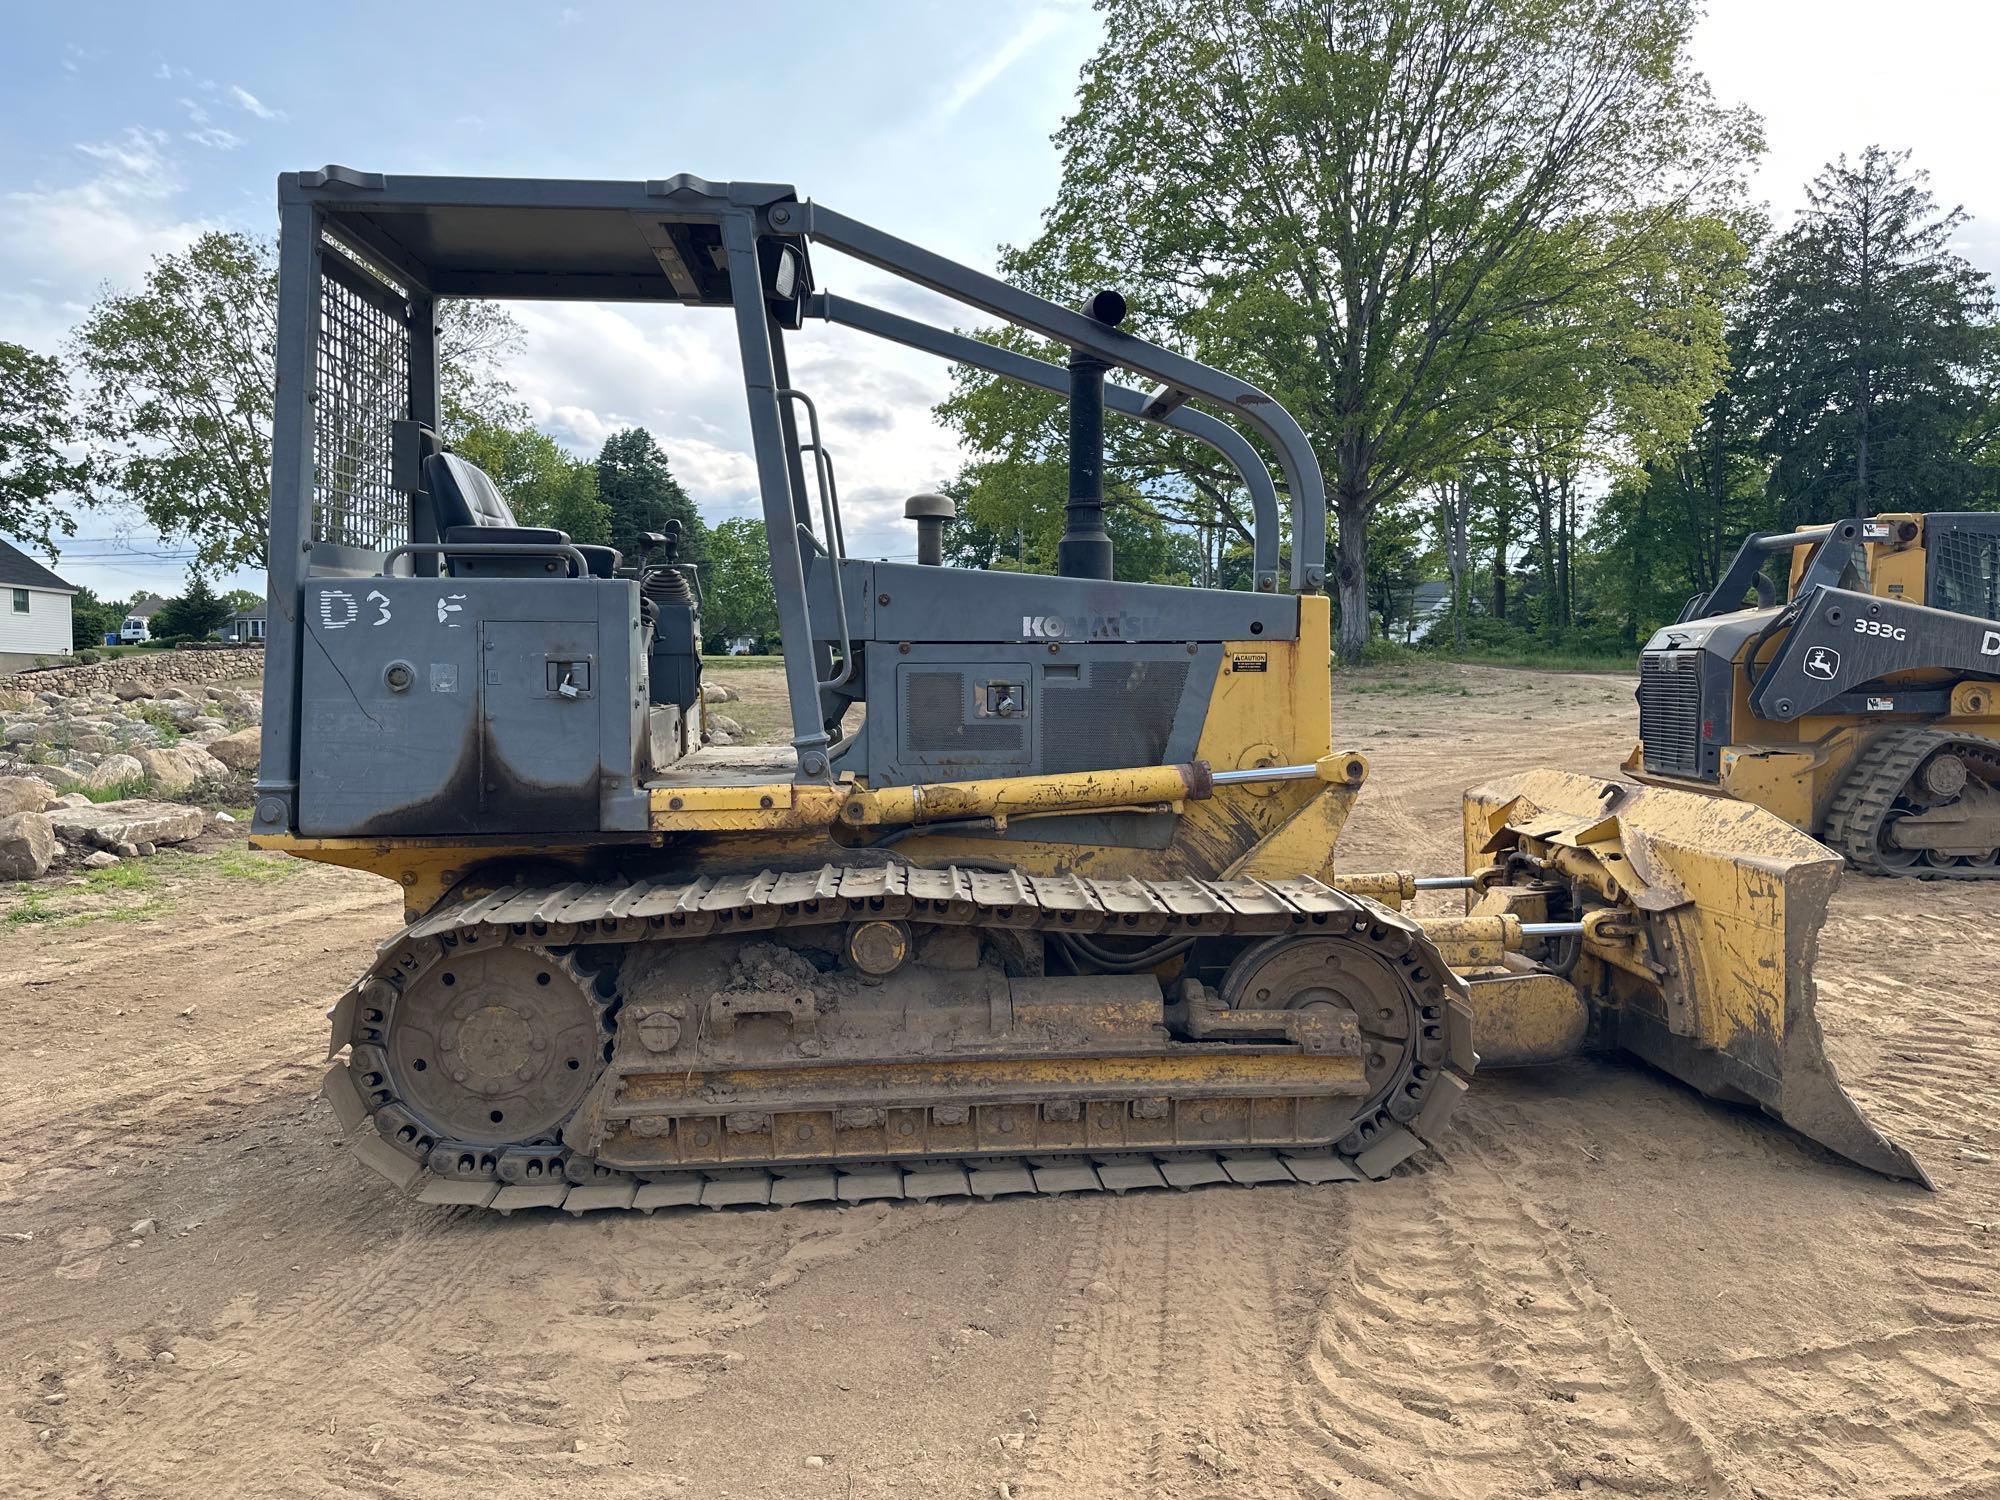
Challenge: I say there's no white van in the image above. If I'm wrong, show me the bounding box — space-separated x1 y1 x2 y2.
120 616 151 645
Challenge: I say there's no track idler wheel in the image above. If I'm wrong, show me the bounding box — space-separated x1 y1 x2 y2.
382 945 610 1147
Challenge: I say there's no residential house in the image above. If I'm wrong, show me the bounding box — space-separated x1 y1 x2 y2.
217 603 268 643
0 539 79 673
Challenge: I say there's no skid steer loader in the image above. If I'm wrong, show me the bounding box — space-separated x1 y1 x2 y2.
1631 513 2000 877
252 167 1925 1212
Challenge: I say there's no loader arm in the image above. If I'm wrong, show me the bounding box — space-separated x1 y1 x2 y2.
1748 584 2000 722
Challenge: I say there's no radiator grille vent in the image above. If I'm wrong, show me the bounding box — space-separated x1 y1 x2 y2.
1637 652 1704 778
1042 660 1190 773
902 672 1026 756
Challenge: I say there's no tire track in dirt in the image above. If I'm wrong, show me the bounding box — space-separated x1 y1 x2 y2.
13 1190 914 1500
1814 895 2000 1328
1015 1187 1344 1500
1296 1118 1742 1499
1678 1327 2000 1499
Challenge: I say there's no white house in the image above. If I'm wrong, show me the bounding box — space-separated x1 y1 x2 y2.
0 539 78 674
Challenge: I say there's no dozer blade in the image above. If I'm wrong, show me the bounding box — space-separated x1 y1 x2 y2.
1464 769 1929 1185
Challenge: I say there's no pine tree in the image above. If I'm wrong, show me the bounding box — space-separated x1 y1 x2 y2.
594 428 705 562
150 570 232 641
1743 147 2000 522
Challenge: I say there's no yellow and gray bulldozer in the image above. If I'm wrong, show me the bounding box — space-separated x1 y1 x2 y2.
251 167 1925 1211
1631 513 2000 876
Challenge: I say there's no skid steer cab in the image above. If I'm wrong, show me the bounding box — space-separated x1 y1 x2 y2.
249 169 1923 1215
1632 512 2000 876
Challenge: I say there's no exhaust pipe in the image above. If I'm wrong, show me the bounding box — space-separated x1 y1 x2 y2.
1060 290 1126 581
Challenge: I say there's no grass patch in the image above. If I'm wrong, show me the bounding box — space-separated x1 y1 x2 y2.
0 845 296 932
83 776 152 803
201 848 299 883
79 859 161 893
1346 677 1471 697
132 703 184 744
6 888 54 926
1433 645 1635 674
703 654 784 672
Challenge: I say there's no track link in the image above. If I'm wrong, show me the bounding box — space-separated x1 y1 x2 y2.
322 863 1478 1214
1822 729 2000 878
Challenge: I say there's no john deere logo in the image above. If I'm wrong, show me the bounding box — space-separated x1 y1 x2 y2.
1804 646 1840 681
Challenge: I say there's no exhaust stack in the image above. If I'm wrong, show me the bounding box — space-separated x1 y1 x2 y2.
1060 290 1127 581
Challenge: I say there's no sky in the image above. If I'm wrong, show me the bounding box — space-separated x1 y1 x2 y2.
3 0 1997 604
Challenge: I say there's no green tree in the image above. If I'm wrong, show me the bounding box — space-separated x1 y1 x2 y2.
596 428 704 562
454 411 610 543
699 517 779 650
150 570 232 641
0 341 89 551
950 0 1758 661
70 233 524 571
1742 147 2000 523
69 585 123 651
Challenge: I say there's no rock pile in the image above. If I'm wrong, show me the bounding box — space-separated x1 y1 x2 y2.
0 669 261 880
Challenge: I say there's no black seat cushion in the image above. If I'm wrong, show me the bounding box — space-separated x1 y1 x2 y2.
428 452 621 578
425 452 519 530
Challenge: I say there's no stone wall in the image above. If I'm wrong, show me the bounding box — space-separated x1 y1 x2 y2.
3 647 264 701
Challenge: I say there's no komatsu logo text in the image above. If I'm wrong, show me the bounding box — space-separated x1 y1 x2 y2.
1021 612 1162 641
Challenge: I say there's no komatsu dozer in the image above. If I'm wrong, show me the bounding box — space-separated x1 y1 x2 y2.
251 168 1925 1212
1632 513 2000 877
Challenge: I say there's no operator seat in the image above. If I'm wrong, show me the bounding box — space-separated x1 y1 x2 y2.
422 451 620 578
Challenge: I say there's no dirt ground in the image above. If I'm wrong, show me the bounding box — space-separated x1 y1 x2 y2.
4 661 1996 1500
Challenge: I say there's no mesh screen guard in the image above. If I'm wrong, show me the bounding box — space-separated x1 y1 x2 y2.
312 237 412 552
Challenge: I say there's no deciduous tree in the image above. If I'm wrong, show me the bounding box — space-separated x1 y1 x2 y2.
0 340 89 551
70 232 524 570
947 0 1758 660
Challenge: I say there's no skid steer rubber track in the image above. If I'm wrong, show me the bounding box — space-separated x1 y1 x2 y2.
1822 728 2000 878
322 864 1478 1215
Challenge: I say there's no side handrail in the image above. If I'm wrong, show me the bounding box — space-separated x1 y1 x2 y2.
811 291 1284 592
778 388 855 691
786 203 1325 593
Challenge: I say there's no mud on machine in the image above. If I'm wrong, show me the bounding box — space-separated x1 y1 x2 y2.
250 167 1924 1211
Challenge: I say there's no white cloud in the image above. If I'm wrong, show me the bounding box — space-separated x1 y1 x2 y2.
0 128 208 349
227 84 283 120
185 127 244 151
936 9 1066 120
488 293 970 558
153 62 173 80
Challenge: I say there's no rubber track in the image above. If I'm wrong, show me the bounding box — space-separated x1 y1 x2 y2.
322 863 1479 1214
1822 728 2000 878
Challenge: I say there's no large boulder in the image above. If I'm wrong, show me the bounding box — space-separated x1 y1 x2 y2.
0 811 57 880
113 682 155 702
49 800 204 851
31 764 84 792
136 745 228 793
84 754 146 791
206 728 262 771
0 776 57 816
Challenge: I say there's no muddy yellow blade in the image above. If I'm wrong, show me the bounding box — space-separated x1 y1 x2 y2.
1464 769 1928 1184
